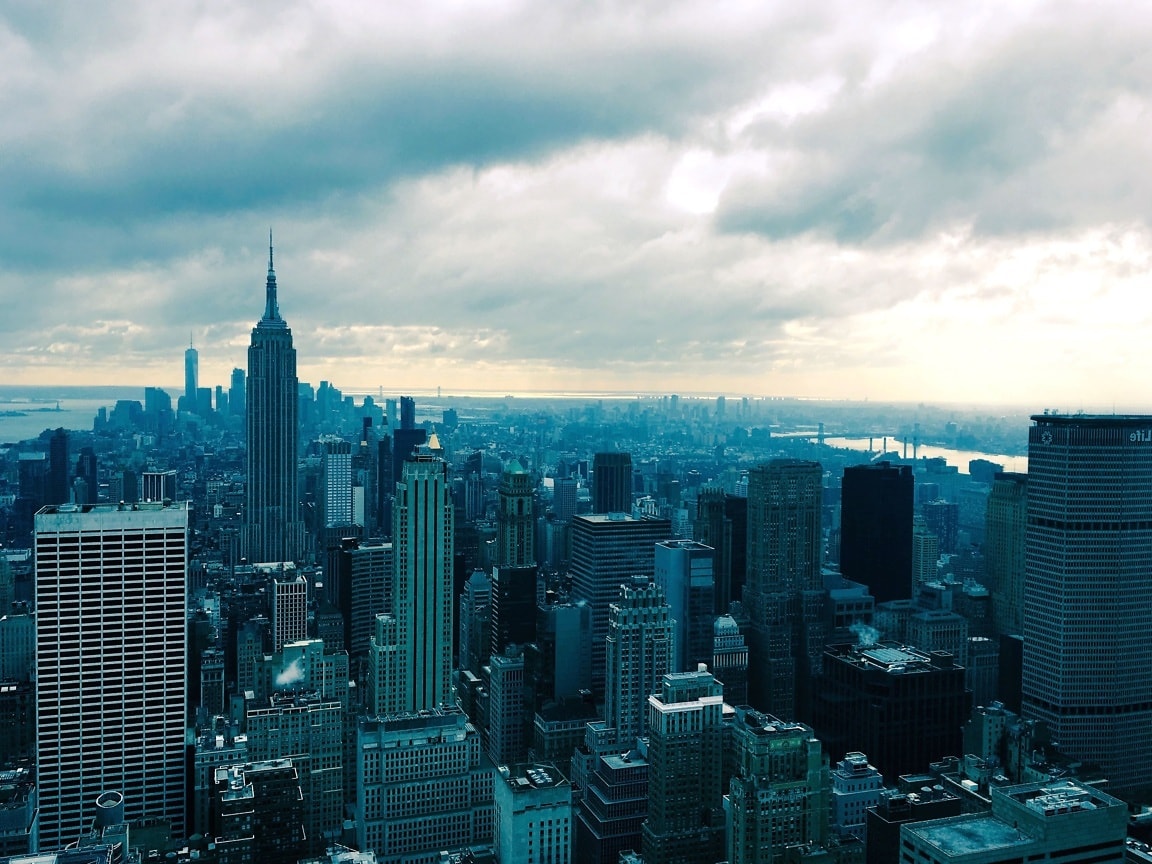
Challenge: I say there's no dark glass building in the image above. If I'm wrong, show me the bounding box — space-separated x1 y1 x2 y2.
840 461 913 603
592 452 632 514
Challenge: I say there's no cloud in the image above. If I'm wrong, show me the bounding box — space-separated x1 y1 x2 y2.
2 0 1152 405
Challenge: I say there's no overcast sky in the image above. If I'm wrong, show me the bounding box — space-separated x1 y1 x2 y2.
2 0 1151 406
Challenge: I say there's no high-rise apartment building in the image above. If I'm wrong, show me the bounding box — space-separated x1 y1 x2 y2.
35 502 188 849
641 669 725 864
487 649 529 768
570 513 671 697
840 462 913 603
243 237 305 564
1022 414 1152 799
592 452 632 514
743 459 826 720
912 517 940 584
335 540 393 658
246 690 345 855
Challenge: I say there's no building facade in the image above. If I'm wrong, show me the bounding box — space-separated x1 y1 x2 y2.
569 514 671 698
1023 414 1152 800
35 502 188 849
243 238 306 564
840 462 914 603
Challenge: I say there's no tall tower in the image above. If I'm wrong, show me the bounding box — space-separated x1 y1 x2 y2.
496 466 535 567
839 462 913 603
244 235 305 564
1023 415 1152 799
603 578 675 746
743 459 825 720
642 669 725 864
35 501 188 849
653 539 715 673
986 472 1027 636
569 513 672 697
592 452 632 514
184 339 199 413
47 428 69 506
391 448 454 713
692 488 734 615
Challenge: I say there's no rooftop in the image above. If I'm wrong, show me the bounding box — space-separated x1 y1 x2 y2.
906 813 1032 857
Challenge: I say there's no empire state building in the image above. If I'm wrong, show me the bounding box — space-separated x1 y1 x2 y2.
243 236 305 563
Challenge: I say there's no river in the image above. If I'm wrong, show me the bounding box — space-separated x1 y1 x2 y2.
822 437 1027 474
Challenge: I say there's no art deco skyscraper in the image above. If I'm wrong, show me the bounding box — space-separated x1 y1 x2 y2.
243 237 305 564
1022 415 1152 799
496 465 534 567
35 502 188 849
389 447 455 713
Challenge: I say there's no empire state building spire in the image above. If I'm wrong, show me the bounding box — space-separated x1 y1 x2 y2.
262 228 284 325
244 233 303 564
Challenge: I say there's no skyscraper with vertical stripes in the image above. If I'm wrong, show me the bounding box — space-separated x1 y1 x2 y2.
1023 414 1152 799
243 236 305 564
35 502 188 849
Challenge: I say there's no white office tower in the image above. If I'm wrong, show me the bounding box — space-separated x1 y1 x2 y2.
270 566 308 651
35 502 188 849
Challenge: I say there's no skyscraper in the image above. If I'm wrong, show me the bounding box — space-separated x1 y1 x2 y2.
35 501 188 849
653 539 715 673
727 708 829 864
592 452 632 514
47 428 69 506
642 669 725 864
602 578 675 746
184 339 199 414
569 513 672 696
743 459 825 720
986 472 1027 637
1022 414 1152 799
840 462 913 603
243 237 305 564
390 448 454 713
496 465 535 567
229 367 246 418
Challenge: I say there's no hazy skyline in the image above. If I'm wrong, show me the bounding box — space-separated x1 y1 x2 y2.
3 1 1151 407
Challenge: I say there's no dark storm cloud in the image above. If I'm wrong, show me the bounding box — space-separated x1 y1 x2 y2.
0 0 804 273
